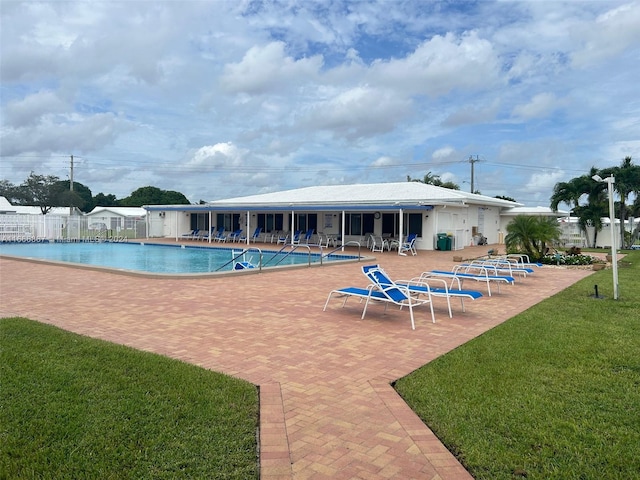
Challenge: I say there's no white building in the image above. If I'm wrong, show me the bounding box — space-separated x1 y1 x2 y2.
145 182 524 251
557 216 639 249
85 206 148 237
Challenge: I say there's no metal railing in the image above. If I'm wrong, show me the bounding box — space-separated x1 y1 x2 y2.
215 247 264 272
262 244 312 268
319 241 363 264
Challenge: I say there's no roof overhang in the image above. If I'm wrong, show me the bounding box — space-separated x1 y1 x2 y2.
143 203 446 213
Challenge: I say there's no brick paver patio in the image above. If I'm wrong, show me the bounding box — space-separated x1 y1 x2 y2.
0 242 594 479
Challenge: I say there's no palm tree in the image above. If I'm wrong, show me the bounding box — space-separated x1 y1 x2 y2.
600 157 640 248
505 215 561 260
407 172 460 190
550 178 584 212
550 166 603 246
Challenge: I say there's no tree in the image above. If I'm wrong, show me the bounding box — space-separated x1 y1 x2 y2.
495 195 516 202
119 186 190 206
0 180 20 203
93 192 119 207
573 200 606 248
550 166 605 247
505 215 561 260
407 172 460 190
600 156 640 248
54 180 94 212
14 172 66 214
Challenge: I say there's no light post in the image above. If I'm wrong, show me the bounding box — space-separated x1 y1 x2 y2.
592 174 619 300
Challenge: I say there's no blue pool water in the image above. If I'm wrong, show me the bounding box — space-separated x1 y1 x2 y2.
0 241 353 274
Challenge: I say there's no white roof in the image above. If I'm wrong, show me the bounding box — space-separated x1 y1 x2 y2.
208 182 521 209
502 206 567 217
12 205 75 215
86 206 147 217
0 196 16 212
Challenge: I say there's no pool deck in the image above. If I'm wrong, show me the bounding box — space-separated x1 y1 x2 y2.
0 241 596 479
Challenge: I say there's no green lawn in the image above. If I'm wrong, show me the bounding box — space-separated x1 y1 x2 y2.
0 319 259 480
395 251 640 479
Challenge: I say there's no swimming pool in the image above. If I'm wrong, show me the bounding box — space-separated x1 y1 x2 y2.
0 241 357 275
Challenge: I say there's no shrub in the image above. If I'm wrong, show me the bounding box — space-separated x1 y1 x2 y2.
540 253 596 265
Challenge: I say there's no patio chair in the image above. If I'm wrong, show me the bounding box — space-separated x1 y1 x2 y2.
460 259 535 278
181 228 199 240
228 229 243 242
394 272 484 317
422 264 515 297
302 228 314 244
399 233 417 256
290 230 302 245
214 227 228 242
359 264 435 329
276 232 289 245
199 226 216 241
362 264 482 320
370 236 388 253
250 227 263 242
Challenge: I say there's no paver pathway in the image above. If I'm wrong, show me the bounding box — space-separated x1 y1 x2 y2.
0 243 594 479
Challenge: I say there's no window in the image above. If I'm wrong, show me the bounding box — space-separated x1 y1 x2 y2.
344 213 372 236
406 213 423 237
382 213 397 236
381 212 423 237
257 213 283 233
293 213 318 233
216 213 238 231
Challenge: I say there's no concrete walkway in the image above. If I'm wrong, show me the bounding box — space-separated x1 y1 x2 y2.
0 243 594 479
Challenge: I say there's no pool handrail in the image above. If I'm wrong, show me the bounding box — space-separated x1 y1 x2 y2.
215 247 264 272
263 244 312 268
319 241 363 264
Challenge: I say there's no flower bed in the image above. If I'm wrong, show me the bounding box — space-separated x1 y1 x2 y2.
541 253 598 266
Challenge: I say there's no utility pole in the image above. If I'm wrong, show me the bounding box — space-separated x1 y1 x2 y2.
70 154 74 192
69 155 75 217
468 155 480 193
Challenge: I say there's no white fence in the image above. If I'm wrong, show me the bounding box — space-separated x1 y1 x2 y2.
0 214 147 242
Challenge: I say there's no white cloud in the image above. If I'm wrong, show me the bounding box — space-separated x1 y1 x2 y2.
219 42 323 95
4 91 69 127
571 2 640 68
370 31 502 96
1 113 124 156
297 85 412 140
523 170 566 194
187 142 248 171
512 93 560 120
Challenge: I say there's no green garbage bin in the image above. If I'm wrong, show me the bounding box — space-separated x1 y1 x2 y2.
437 233 449 251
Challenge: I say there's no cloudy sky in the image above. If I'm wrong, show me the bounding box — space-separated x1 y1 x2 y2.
1 1 639 207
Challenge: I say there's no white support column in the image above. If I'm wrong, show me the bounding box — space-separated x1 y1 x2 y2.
398 208 404 255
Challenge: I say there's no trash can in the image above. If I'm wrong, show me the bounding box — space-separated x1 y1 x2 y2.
437 233 451 251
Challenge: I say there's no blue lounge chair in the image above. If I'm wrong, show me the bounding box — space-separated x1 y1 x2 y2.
250 227 262 242
276 232 289 245
213 226 227 242
324 264 436 329
460 259 535 278
181 228 199 240
361 265 483 319
228 229 243 242
302 228 314 244
199 226 216 241
238 227 263 243
399 233 417 256
291 230 302 245
422 264 514 297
